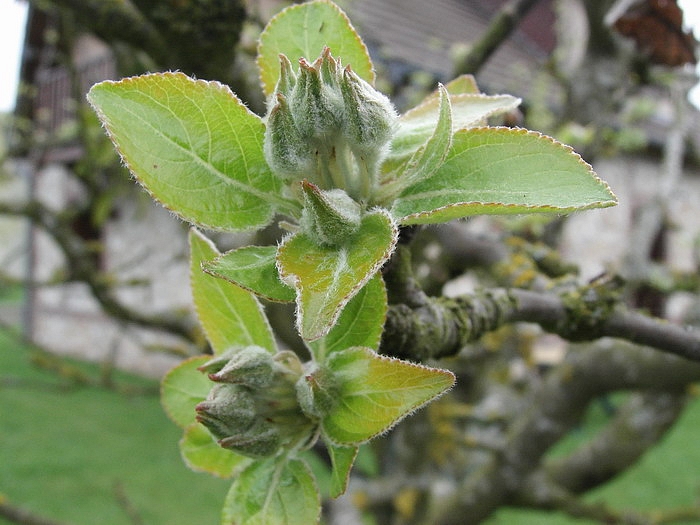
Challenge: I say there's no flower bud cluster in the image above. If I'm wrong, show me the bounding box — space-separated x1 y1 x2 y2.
264 47 397 203
195 346 314 458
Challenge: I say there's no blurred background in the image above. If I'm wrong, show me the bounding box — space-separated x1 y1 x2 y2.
2 1 700 524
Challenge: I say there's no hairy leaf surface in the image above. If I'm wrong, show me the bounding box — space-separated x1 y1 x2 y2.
323 347 455 444
222 457 320 525
88 73 292 231
258 0 374 97
392 127 617 224
204 245 295 303
277 210 397 341
180 423 251 478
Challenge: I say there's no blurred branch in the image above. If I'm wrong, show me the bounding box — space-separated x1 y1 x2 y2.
425 342 700 524
453 0 542 75
112 481 144 525
543 390 687 494
0 496 69 525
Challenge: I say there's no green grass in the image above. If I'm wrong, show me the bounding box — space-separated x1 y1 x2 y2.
3 326 699 524
0 329 229 525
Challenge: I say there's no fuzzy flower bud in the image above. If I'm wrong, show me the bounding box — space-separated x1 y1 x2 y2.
341 66 396 163
264 47 397 203
195 347 318 458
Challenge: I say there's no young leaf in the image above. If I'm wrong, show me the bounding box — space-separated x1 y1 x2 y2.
190 229 276 354
387 93 521 166
180 423 252 478
325 440 358 498
380 85 453 201
277 209 398 341
88 72 294 232
258 0 374 97
161 355 211 428
222 457 320 525
392 127 618 225
203 245 295 303
307 273 387 363
322 347 455 445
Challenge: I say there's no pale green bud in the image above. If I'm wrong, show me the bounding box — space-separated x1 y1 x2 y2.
218 420 280 458
289 56 342 141
195 384 257 439
296 364 339 419
340 66 397 162
276 53 296 98
206 345 275 389
264 93 313 180
300 181 361 246
197 349 318 458
263 47 397 202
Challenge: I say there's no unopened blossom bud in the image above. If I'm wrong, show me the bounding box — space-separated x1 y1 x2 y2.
264 93 313 180
296 364 339 419
301 181 361 246
196 349 319 458
289 55 342 141
341 66 396 162
206 345 275 389
195 384 257 439
263 47 397 202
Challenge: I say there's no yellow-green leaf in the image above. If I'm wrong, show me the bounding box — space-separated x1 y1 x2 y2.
257 0 374 97
180 423 251 478
277 210 397 341
204 245 295 303
222 457 320 525
322 347 455 445
161 355 211 428
88 73 295 231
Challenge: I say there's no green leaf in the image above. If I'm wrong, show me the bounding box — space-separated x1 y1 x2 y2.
203 245 295 303
387 93 520 166
161 355 211 428
180 423 252 478
258 0 374 97
380 85 453 201
88 72 294 232
190 230 276 354
307 273 387 363
277 210 398 341
442 74 480 96
392 127 618 225
322 347 455 445
222 457 320 525
325 440 358 498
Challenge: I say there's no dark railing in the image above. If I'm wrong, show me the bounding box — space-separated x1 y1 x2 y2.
34 54 116 137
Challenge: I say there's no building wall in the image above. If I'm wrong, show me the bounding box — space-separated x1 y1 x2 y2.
29 163 190 377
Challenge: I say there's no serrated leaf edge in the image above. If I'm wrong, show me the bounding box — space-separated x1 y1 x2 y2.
393 126 618 224
322 347 456 446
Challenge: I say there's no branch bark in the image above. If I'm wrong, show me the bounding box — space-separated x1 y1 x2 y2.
424 342 700 524
381 287 700 362
542 390 687 494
